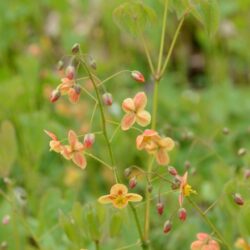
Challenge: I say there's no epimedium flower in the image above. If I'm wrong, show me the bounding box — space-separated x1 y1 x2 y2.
177 172 197 207
61 130 87 169
191 233 220 250
131 70 145 83
98 183 142 209
136 129 175 165
44 130 63 153
121 92 151 131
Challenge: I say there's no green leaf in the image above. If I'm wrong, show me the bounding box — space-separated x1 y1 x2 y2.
169 0 190 19
109 212 123 238
113 1 156 35
0 120 17 177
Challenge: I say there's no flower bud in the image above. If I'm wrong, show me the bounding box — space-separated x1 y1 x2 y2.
88 55 97 70
178 208 187 221
50 89 61 103
66 65 75 80
2 215 10 225
57 60 64 71
0 241 7 250
233 193 244 206
129 176 137 189
244 169 250 179
131 70 145 83
222 127 230 135
163 220 172 234
168 166 178 176
171 177 181 190
71 43 80 54
124 168 132 178
69 85 81 103
102 93 113 106
238 148 247 157
156 202 164 215
83 133 95 148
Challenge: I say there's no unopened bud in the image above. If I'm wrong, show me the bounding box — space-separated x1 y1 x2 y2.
131 70 145 83
0 241 8 249
73 84 81 94
244 169 250 179
168 166 178 176
163 220 172 234
68 85 81 103
222 127 230 135
50 89 61 103
171 177 181 190
238 148 247 157
57 60 64 71
2 215 10 225
88 55 97 70
129 176 137 189
102 93 113 106
124 168 132 178
83 133 95 148
66 65 75 80
71 43 80 54
233 193 244 206
178 208 187 221
156 202 164 215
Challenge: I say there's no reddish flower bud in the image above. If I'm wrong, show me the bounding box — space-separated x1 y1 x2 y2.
168 166 178 176
71 43 80 54
83 133 95 148
102 93 113 106
124 168 132 177
163 220 172 234
156 202 164 215
131 70 145 83
178 208 187 221
2 215 10 225
129 176 137 189
68 85 81 103
50 89 61 103
66 65 75 80
233 193 244 206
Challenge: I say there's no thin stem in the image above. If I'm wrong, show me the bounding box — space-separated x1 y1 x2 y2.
188 197 232 250
151 79 159 130
97 70 130 87
80 59 119 183
129 204 149 250
79 85 97 102
84 152 112 170
160 15 185 76
157 0 169 73
95 240 100 250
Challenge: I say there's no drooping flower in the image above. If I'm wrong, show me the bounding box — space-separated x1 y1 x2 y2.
121 92 151 131
136 129 175 165
44 130 63 153
98 184 142 209
61 130 86 169
190 233 220 250
177 172 197 207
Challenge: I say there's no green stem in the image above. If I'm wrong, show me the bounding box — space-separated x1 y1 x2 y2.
188 197 232 250
151 79 159 130
81 59 119 183
97 70 130 87
95 240 100 250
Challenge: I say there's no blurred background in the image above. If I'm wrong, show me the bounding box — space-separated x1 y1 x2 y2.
0 0 249 249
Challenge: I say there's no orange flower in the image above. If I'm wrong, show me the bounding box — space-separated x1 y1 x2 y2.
44 130 63 153
177 172 197 207
191 233 220 250
136 129 175 165
121 92 151 131
98 184 142 209
61 130 86 169
235 238 250 250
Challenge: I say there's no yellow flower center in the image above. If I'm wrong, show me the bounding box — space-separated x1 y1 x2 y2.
114 195 127 206
183 184 197 197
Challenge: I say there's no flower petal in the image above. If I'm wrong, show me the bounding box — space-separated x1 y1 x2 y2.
158 137 175 151
98 195 113 204
133 92 147 111
49 141 62 153
110 184 128 196
126 193 143 202
143 129 158 137
156 149 169 165
61 146 72 160
68 130 78 147
112 199 129 209
122 98 135 112
44 130 58 140
121 113 136 131
197 233 210 241
68 88 80 103
136 135 144 150
190 240 204 250
136 110 151 127
178 192 183 207
72 152 87 169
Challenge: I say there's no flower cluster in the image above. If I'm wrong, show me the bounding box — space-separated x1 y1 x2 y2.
190 233 220 250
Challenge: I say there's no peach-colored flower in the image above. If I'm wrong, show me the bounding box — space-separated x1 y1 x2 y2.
61 130 86 169
191 233 220 250
121 92 151 131
235 238 250 250
136 129 175 165
44 130 63 153
98 184 142 209
177 172 197 207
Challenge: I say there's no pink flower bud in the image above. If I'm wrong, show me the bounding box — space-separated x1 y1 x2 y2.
131 70 145 83
2 215 10 225
129 176 137 189
66 65 75 80
178 208 187 221
156 202 164 215
50 89 61 103
102 93 113 106
233 193 244 206
168 166 178 176
83 133 95 148
163 220 172 234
